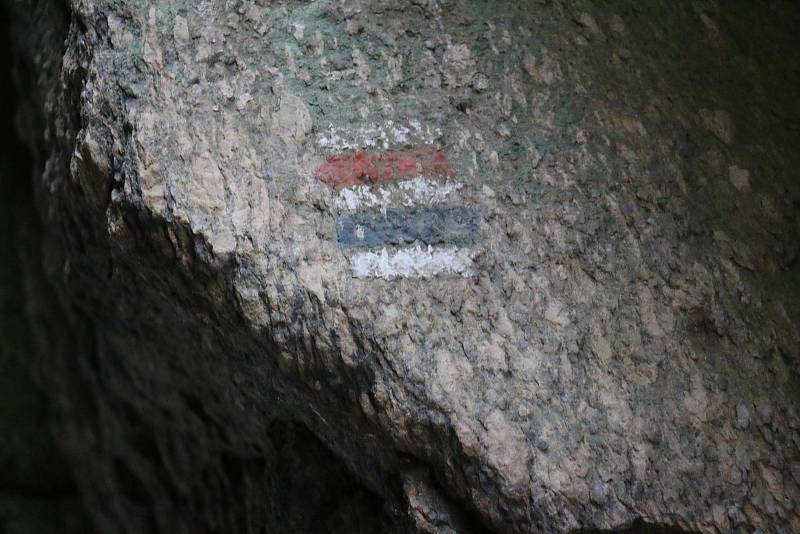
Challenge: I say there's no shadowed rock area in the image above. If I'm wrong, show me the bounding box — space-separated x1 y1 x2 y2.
1 0 799 532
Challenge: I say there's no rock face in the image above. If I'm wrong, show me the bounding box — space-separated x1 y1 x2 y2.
5 0 800 532
0 8 93 532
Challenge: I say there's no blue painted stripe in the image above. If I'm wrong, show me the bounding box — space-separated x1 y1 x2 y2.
336 207 479 248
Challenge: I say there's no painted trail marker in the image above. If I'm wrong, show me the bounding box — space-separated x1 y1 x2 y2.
336 207 479 249
350 246 474 279
315 122 476 280
316 147 452 189
336 176 464 212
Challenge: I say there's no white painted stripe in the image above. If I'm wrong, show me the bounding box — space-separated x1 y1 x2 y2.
336 176 462 211
350 246 474 279
317 120 442 151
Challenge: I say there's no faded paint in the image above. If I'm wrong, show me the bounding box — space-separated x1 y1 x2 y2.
317 120 442 151
336 207 479 248
350 246 474 279
337 176 463 211
316 123 475 279
315 147 452 189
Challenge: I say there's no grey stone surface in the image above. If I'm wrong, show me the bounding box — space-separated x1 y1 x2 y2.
336 207 479 248
4 0 800 532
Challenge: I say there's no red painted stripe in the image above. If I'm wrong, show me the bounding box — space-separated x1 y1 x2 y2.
315 147 452 189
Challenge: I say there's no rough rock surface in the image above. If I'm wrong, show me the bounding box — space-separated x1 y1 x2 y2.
5 0 800 532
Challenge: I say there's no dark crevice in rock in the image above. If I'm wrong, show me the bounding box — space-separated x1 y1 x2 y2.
393 450 493 534
0 3 94 533
268 420 398 533
570 517 698 534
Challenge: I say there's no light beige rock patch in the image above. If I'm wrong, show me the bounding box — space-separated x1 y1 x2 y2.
729 165 751 192
482 410 530 493
135 112 168 213
174 152 227 230
272 93 312 142
209 229 236 256
298 262 326 304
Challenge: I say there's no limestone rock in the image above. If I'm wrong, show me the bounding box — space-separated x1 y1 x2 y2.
5 0 800 532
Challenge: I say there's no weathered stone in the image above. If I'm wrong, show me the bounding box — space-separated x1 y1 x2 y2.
4 0 800 533
729 165 751 192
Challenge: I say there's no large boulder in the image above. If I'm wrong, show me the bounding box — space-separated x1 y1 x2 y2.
6 0 800 532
